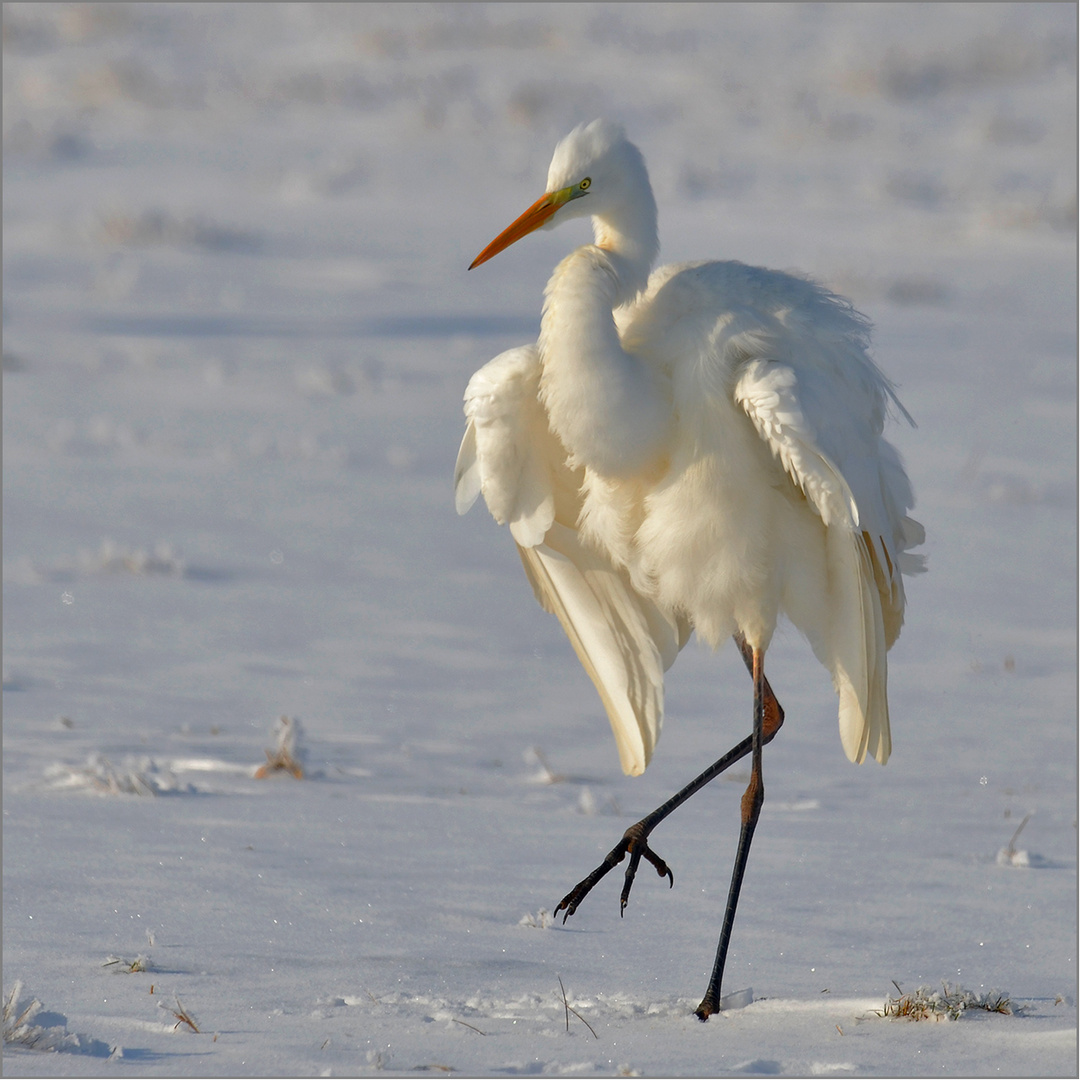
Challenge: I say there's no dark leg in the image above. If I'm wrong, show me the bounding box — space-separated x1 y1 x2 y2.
554 635 784 923
695 645 780 1021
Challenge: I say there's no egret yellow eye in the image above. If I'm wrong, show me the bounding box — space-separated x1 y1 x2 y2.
580 178 591 191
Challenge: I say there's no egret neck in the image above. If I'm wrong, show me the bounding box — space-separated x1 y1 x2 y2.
538 206 667 481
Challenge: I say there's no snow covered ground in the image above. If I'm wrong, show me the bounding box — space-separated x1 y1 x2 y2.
3 4 1076 1076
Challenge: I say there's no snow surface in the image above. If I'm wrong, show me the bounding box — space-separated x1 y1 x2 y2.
3 3 1077 1076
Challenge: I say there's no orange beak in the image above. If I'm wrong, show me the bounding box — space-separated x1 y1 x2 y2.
469 188 570 269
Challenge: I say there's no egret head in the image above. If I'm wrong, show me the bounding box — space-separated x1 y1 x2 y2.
469 119 655 270
545 119 649 223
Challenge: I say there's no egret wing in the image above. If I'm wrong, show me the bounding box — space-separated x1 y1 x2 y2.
732 346 922 766
455 345 556 547
456 345 688 775
518 524 687 776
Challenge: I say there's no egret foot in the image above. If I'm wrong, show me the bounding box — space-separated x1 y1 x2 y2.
694 999 717 1022
555 821 673 922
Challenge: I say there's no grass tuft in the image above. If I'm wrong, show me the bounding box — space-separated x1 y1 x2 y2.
103 954 152 973
2 983 85 1053
878 981 1013 1021
254 715 305 779
161 995 201 1033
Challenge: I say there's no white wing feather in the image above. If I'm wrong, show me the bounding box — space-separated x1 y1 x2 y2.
455 345 688 775
518 524 687 776
455 346 555 547
734 360 858 529
733 343 920 765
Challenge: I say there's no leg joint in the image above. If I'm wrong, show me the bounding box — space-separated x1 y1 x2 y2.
761 692 785 743
740 772 763 825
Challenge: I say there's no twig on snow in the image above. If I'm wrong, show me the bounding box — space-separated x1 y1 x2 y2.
557 976 598 1039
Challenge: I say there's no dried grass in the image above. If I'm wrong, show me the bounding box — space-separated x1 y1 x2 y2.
878 981 1013 1021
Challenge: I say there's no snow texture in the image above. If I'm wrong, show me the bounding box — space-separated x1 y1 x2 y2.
3 3 1076 1076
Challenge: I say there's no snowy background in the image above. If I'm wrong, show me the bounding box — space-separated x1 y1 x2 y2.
3 3 1077 1076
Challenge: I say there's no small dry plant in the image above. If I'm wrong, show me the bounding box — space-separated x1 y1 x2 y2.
82 539 185 578
2 982 78 1052
996 812 1032 867
524 746 565 784
557 976 598 1039
878 981 1012 1022
450 1018 487 1035
103 954 152 973
44 754 161 796
254 715 305 779
160 995 200 1033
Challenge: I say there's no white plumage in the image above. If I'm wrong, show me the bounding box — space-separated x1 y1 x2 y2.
456 118 924 778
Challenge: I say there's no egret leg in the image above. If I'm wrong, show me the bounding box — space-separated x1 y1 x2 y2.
694 645 779 1021
554 635 784 923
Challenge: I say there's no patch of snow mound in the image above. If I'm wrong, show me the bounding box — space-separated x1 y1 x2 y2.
3 982 117 1057
720 987 755 1011
42 753 188 795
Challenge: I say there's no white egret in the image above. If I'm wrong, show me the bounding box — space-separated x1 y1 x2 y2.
455 119 924 1020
